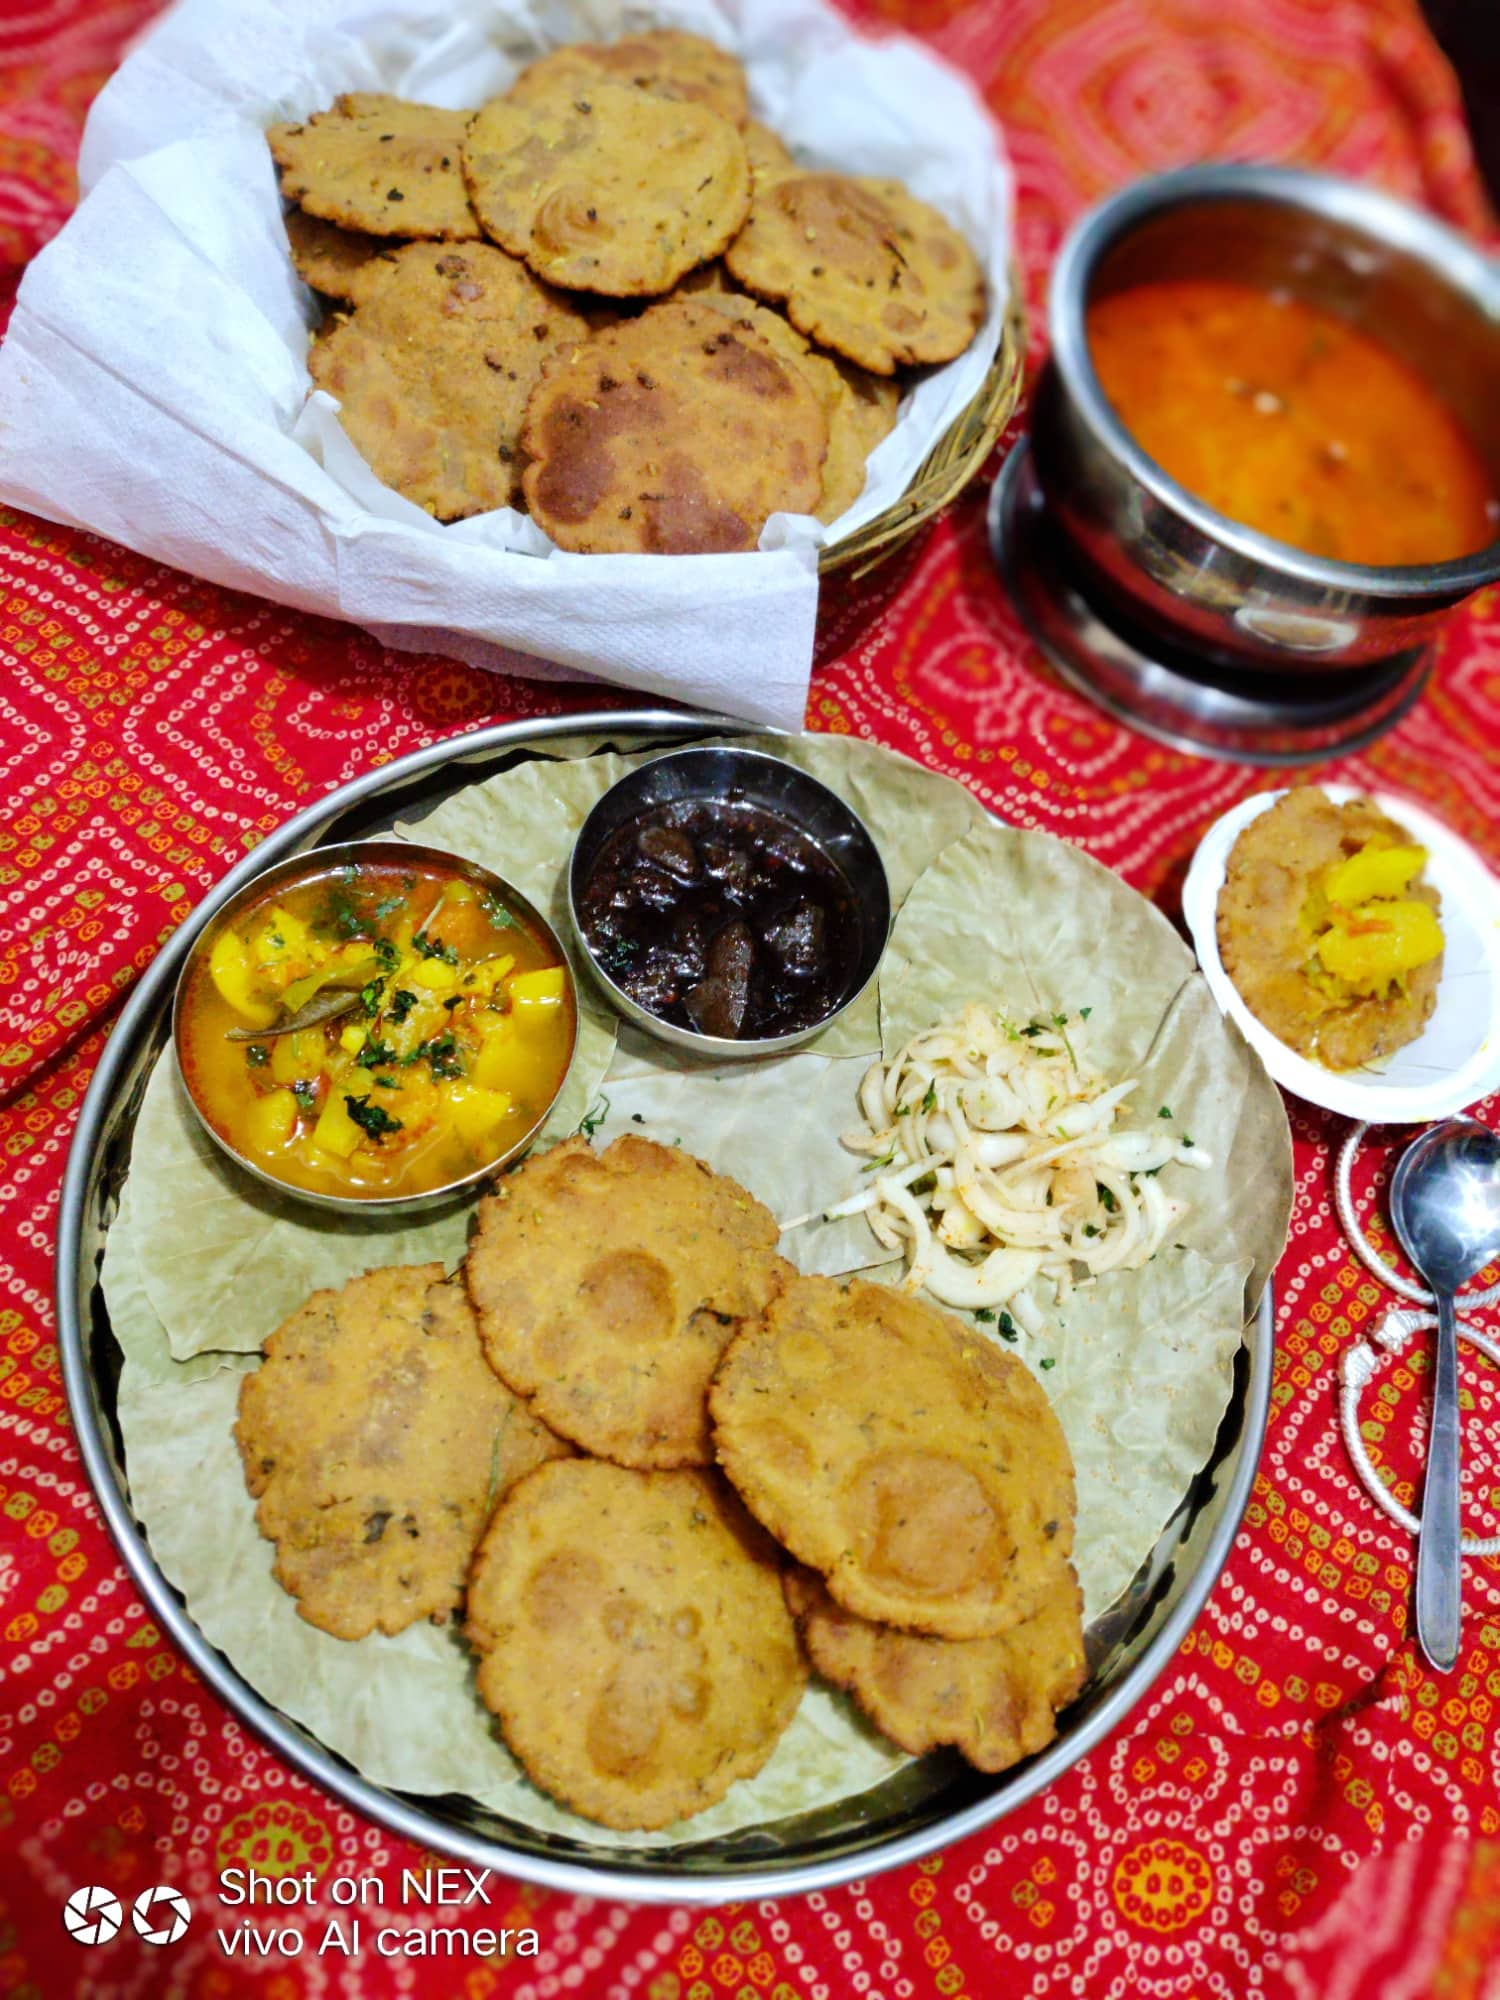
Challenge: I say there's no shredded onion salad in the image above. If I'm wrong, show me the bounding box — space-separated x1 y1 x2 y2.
813 1002 1211 1331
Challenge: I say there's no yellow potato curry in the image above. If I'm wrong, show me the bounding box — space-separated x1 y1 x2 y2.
178 857 574 1198
1217 788 1444 1072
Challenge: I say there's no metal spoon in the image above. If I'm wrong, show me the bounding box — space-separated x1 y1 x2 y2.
1389 1116 1500 1672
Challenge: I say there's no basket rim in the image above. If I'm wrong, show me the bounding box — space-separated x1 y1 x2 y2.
819 270 1028 578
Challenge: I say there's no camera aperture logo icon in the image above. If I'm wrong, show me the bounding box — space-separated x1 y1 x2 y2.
62 1887 124 1946
133 1885 192 1945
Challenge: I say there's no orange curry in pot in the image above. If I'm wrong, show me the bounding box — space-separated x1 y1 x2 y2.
1086 279 1496 568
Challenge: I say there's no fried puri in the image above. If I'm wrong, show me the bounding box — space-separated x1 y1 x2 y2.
724 170 985 375
710 1276 1076 1639
784 1566 1086 1771
506 30 750 128
467 1460 805 1829
744 119 795 183
283 209 398 305
269 93 480 241
309 240 591 520
520 298 827 552
462 78 749 296
686 288 898 522
465 1135 793 1466
235 1263 571 1640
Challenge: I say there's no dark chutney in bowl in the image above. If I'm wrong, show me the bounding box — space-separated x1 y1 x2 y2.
568 748 891 1059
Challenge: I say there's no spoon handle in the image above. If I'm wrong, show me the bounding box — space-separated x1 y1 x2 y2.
1415 1286 1463 1673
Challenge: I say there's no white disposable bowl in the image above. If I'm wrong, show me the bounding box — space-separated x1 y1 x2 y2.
1183 784 1500 1123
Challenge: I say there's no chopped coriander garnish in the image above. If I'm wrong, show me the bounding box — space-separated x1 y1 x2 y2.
996 1311 1018 1342
579 1094 610 1140
245 1044 270 1067
1079 1006 1092 1019
599 937 640 976
290 1080 318 1112
356 1038 398 1070
344 1093 403 1139
373 937 400 971
1097 1183 1117 1211
1158 1105 1173 1119
416 934 460 965
388 988 417 1024
1039 1356 1057 1371
973 1308 996 1323
921 1081 938 1114
482 891 515 928
359 978 385 1017
410 1032 463 1079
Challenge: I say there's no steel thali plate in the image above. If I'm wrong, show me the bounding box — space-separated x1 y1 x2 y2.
57 708 1274 1903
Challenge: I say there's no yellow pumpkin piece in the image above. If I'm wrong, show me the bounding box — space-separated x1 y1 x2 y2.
245 1088 298 1152
339 1022 368 1054
508 965 566 1026
270 1028 327 1085
472 1020 529 1094
208 930 277 1026
448 1083 516 1152
413 957 459 993
311 1092 364 1159
253 906 317 979
1324 843 1427 907
464 954 517 997
1316 899 1444 992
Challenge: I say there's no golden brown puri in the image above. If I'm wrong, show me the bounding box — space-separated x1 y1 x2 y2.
283 209 400 305
784 1565 1086 1771
466 1460 806 1829
683 288 898 522
724 171 985 374
1217 787 1444 1071
462 78 749 297
269 93 481 241
710 1275 1076 1639
743 118 795 183
506 30 750 128
465 1134 794 1465
520 299 828 553
308 240 591 521
235 1263 571 1640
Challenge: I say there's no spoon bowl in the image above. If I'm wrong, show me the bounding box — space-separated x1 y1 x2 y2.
1390 1118 1500 1293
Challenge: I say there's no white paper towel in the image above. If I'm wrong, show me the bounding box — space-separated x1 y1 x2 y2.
0 0 1012 727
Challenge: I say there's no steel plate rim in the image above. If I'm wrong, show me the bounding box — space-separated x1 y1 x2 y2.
57 706 1275 1904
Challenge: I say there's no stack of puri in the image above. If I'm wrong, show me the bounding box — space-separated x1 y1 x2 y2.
235 1133 1086 1833
267 29 986 552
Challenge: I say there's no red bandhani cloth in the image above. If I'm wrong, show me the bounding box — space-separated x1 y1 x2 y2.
2 2 1499 1995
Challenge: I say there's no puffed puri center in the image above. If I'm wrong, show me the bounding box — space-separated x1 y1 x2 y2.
844 1448 1013 1596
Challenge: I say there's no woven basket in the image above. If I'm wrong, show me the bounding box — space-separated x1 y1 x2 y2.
818 279 1028 580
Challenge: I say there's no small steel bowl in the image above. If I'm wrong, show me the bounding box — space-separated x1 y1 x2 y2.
1030 163 1500 675
172 838 577 1214
567 747 890 1061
